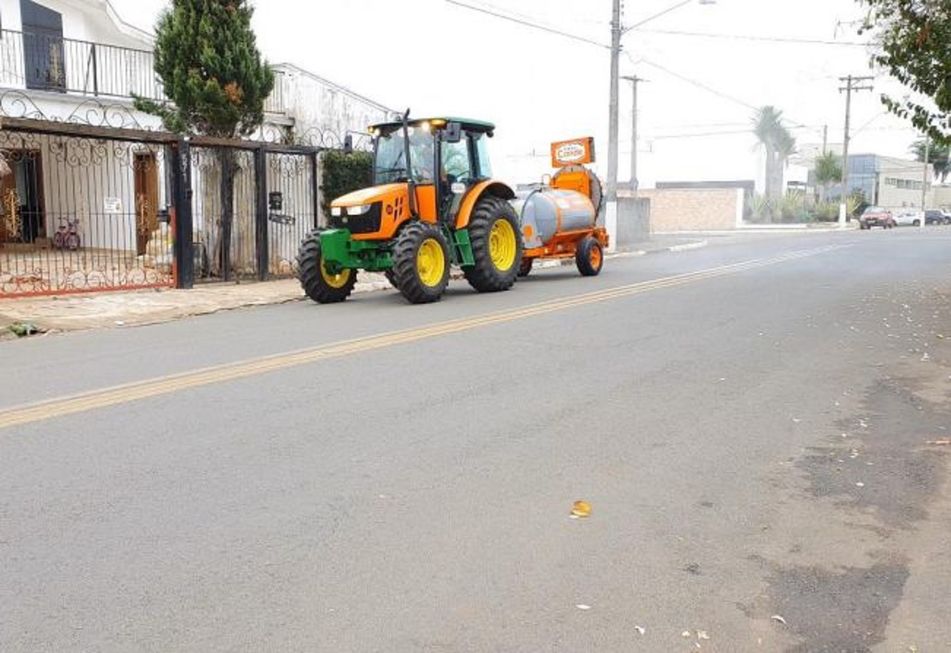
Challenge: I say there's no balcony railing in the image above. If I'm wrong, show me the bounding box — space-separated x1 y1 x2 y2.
0 29 285 113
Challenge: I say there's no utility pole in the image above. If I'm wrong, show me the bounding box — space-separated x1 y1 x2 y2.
921 135 930 228
838 75 874 227
605 0 622 249
621 75 646 195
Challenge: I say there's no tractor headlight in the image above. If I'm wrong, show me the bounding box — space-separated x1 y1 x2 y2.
331 206 343 217
346 204 372 216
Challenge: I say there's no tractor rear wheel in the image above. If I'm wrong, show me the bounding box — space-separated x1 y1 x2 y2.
575 236 603 277
384 269 398 288
392 221 450 304
297 230 357 303
463 196 523 292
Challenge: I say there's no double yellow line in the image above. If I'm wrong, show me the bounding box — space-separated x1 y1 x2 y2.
0 244 846 431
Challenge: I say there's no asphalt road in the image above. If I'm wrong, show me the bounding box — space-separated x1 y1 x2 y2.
2 228 950 652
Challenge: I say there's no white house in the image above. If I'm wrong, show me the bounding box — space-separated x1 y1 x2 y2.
0 0 393 293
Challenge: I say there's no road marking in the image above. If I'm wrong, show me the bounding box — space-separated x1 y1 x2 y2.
0 244 847 431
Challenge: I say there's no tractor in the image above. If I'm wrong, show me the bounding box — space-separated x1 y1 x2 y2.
297 112 523 304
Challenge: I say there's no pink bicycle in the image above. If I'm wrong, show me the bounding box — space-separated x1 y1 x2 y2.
53 217 81 251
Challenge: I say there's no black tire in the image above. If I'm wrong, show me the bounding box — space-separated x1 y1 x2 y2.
384 269 397 288
575 236 604 277
391 221 450 304
517 258 534 278
297 230 356 303
463 195 523 293
913 219 921 227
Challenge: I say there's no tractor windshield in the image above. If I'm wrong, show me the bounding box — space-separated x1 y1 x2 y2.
374 126 435 185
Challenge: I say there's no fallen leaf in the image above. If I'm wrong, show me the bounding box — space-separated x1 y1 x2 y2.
634 625 646 635
697 630 710 640
771 614 787 625
682 630 692 638
575 604 591 611
571 500 592 518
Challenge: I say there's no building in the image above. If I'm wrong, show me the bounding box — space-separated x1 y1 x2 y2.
0 0 393 296
828 154 932 210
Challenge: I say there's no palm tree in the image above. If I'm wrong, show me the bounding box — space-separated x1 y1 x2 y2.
814 151 842 203
911 139 951 183
752 106 797 207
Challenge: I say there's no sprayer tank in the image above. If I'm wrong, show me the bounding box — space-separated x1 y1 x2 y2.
512 187 597 249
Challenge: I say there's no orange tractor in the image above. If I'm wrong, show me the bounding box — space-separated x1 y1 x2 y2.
297 112 607 305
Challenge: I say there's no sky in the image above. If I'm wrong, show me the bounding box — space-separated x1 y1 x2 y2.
113 0 923 191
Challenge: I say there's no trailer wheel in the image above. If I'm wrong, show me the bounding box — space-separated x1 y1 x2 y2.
392 221 450 304
297 230 356 303
463 196 523 292
576 236 603 277
517 258 534 278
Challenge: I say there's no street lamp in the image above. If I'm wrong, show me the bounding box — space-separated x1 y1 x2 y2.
623 0 718 35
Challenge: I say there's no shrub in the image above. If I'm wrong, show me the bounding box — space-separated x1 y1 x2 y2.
320 150 373 223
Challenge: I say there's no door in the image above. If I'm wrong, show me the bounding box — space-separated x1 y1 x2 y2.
21 0 66 92
0 151 44 243
134 153 159 255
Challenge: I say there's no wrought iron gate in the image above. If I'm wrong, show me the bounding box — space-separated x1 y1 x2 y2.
0 128 176 297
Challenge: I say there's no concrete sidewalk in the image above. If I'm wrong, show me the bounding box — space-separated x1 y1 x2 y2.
1 236 710 337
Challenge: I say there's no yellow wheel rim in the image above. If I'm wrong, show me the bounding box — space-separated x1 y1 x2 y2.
320 260 351 288
488 218 517 271
416 238 446 287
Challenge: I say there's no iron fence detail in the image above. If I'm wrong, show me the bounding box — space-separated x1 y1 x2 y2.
0 129 176 296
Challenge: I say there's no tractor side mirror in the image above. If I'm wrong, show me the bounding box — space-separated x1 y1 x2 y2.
444 122 462 143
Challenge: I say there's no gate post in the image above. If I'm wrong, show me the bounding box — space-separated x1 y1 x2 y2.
310 149 321 228
254 146 269 281
172 139 194 289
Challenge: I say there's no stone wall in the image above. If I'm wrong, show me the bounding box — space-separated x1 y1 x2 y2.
629 188 742 232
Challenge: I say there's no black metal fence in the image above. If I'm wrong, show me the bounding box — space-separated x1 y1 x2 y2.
0 100 370 297
0 127 177 296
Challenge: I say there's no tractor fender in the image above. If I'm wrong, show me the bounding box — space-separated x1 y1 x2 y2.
455 180 516 229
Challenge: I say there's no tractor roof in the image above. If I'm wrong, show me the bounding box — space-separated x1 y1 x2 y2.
370 117 495 135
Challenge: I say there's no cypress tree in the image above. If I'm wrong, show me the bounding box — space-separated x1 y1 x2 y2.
137 0 275 279
136 0 274 138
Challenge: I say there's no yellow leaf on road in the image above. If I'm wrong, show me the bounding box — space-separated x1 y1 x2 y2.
571 500 592 518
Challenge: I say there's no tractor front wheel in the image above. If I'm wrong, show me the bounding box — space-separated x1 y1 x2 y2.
392 221 450 304
297 230 357 303
463 196 523 292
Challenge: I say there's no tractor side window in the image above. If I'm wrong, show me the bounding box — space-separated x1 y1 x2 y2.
441 138 472 184
474 134 492 178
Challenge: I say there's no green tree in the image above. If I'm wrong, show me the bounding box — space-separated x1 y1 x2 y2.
752 106 797 218
814 151 843 203
859 0 951 143
911 138 951 182
135 0 274 138
136 0 275 278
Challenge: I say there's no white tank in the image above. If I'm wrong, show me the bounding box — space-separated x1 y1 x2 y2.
512 187 597 249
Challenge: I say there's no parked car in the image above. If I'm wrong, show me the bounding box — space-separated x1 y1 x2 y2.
859 206 896 229
925 209 951 225
894 210 923 227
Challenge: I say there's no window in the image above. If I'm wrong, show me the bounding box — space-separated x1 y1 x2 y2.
441 138 472 184
374 127 435 184
474 133 492 178
20 0 66 92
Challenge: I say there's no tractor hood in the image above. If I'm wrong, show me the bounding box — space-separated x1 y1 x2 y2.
331 183 405 208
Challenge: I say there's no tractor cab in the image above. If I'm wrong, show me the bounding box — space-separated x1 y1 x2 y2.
366 116 496 225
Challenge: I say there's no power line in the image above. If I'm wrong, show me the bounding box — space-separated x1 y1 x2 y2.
636 28 870 47
623 0 694 34
444 0 609 49
633 54 758 111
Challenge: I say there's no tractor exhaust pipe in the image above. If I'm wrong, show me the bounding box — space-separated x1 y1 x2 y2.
401 108 418 219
